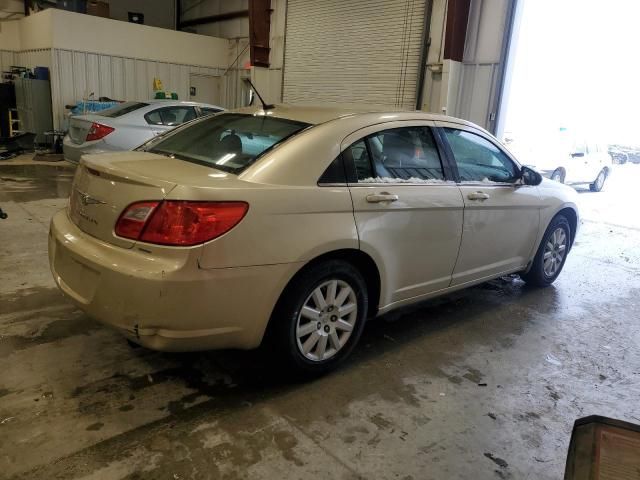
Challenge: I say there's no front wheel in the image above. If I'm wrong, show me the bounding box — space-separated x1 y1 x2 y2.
267 260 368 376
589 169 607 192
521 215 571 287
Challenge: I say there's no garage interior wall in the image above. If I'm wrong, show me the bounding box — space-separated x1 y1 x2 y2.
108 0 176 30
419 0 516 132
180 0 284 109
2 8 229 129
0 49 18 73
49 50 224 129
283 0 426 108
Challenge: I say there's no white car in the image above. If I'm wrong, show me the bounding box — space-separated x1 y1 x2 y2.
543 141 613 192
63 100 223 163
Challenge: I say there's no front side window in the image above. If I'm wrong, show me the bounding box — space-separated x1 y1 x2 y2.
144 113 309 173
345 127 445 183
443 128 519 183
145 106 197 126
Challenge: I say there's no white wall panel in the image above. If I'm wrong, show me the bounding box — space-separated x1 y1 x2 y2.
16 49 52 70
283 0 427 108
0 50 17 75
86 53 100 99
111 57 125 100
48 48 221 129
98 55 113 99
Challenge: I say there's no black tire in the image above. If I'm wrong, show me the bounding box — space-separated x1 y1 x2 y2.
520 215 571 287
551 169 564 183
589 169 607 192
266 260 368 377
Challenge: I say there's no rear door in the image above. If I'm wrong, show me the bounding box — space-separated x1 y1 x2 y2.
437 123 541 285
566 140 593 183
345 122 464 305
585 142 607 182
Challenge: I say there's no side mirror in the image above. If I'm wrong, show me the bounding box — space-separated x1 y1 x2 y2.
521 166 543 186
571 152 585 158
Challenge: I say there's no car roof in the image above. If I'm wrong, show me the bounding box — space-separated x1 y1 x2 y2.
231 103 477 127
143 99 220 108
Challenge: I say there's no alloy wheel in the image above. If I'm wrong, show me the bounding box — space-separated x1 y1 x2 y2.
295 279 358 362
543 227 567 277
595 171 605 190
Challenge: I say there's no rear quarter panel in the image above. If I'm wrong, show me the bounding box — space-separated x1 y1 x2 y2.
173 183 359 269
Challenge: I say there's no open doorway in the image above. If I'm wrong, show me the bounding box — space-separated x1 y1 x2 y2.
499 0 639 227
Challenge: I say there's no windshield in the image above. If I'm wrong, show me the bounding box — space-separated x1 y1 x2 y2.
99 101 149 118
144 113 310 173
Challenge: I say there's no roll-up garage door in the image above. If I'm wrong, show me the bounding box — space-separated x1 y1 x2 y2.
283 0 427 109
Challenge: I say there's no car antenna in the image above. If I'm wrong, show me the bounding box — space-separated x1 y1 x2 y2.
243 78 274 111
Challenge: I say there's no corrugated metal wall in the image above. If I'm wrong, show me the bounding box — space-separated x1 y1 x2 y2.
283 0 427 108
0 50 18 75
50 49 225 129
16 49 53 70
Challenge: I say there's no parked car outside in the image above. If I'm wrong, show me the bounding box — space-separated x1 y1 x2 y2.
63 100 223 163
534 139 613 192
49 105 579 375
609 144 640 164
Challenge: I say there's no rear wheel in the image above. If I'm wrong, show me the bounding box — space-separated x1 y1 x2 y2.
551 169 564 183
267 260 368 376
589 169 607 192
521 215 571 287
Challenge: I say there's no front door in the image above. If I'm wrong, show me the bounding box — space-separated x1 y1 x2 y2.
437 123 541 286
344 122 464 306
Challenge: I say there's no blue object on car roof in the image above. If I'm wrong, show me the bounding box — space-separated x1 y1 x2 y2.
70 101 121 115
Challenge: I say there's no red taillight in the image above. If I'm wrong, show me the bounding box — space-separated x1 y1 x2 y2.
115 201 249 246
86 122 115 141
115 201 159 240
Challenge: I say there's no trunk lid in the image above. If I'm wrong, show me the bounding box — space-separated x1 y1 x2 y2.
69 152 178 248
68 114 112 144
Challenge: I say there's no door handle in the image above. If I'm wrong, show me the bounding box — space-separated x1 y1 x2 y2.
467 191 490 201
366 192 399 203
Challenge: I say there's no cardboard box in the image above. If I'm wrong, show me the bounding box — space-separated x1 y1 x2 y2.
87 1 109 18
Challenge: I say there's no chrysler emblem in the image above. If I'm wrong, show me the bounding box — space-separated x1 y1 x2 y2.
77 190 106 206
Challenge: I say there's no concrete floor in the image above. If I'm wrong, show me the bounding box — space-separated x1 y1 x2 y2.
1 155 639 480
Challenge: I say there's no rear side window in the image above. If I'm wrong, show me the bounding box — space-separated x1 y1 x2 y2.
99 101 149 118
443 128 519 183
343 140 372 180
145 106 197 126
200 107 223 117
344 127 445 183
146 113 309 174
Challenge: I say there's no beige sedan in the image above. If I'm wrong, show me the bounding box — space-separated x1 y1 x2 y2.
49 105 579 375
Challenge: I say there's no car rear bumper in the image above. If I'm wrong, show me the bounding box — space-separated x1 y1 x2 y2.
48 209 301 351
63 136 117 163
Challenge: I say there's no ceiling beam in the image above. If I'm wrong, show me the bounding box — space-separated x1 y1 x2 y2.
178 9 248 29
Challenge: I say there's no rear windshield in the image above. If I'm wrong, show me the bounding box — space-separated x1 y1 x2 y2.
99 101 149 118
145 113 310 173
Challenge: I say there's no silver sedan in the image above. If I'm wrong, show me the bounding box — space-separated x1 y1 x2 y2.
63 100 223 163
